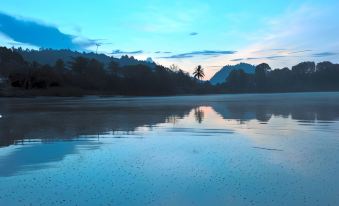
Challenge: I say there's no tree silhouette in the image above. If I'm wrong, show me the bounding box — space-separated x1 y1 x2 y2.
193 65 205 80
2 46 339 96
255 63 271 91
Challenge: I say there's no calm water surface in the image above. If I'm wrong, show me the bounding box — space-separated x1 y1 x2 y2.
0 93 339 205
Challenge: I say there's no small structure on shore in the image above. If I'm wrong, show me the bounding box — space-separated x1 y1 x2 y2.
0 76 8 88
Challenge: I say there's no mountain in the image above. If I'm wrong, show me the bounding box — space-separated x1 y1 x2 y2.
210 63 255 85
14 48 156 69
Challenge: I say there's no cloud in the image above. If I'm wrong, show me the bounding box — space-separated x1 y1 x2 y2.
72 36 99 48
189 32 198 36
246 57 261 60
162 50 236 59
312 52 337 57
231 58 244 62
111 50 143 55
132 2 209 33
155 51 172 54
226 4 339 69
231 55 288 61
266 55 286 59
288 49 312 54
0 12 96 50
162 54 194 59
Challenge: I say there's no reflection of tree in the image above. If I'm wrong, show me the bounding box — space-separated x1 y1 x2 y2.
166 115 179 124
255 107 272 122
211 95 339 123
0 99 193 147
194 107 205 124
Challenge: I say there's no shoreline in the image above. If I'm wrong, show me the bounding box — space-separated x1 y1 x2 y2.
1 90 339 99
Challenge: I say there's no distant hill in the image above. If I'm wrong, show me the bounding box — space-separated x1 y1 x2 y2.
14 48 156 69
210 63 255 85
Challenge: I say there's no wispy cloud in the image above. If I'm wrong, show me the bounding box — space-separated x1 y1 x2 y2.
231 58 244 62
227 4 339 68
313 52 337 57
288 49 312 54
162 50 236 59
0 12 96 50
132 2 209 33
266 55 286 59
155 51 172 54
231 55 288 61
246 57 261 60
111 50 143 55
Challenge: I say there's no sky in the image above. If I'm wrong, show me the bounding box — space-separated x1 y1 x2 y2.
0 0 338 79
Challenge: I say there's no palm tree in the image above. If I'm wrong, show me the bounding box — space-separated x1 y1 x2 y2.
193 65 205 80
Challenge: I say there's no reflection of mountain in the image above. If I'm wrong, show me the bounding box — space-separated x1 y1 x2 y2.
210 93 339 122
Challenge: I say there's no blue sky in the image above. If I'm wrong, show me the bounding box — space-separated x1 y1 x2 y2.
0 0 338 79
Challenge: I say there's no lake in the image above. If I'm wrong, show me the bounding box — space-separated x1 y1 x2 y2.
0 92 339 205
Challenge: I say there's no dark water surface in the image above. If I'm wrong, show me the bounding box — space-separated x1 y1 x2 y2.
0 92 339 205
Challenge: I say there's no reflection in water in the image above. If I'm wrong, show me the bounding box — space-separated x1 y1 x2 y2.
1 93 338 147
0 139 101 177
194 107 205 123
0 93 339 205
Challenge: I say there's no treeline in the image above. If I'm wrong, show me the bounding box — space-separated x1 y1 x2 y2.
1 46 339 96
220 62 339 93
0 47 213 96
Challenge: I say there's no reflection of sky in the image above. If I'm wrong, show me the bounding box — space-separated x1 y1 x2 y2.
0 139 102 177
1 104 338 177
0 103 339 205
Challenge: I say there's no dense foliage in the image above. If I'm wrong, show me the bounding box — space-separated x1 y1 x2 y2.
0 46 339 96
0 47 212 96
220 62 339 93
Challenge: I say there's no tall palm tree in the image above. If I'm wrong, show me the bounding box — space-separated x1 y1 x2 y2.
193 65 205 80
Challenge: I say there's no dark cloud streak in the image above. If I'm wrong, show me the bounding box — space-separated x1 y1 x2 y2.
288 49 312 54
313 52 337 57
162 50 236 59
155 51 172 54
231 55 289 61
111 50 143 55
0 12 95 49
189 32 198 36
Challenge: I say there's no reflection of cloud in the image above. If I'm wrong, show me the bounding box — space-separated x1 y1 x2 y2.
111 50 143 55
0 12 96 49
162 50 236 59
0 140 101 177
